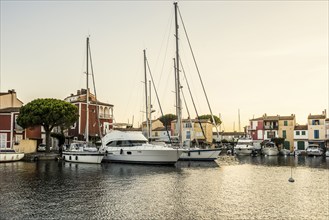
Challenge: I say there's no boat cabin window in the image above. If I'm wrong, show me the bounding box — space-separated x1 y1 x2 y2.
106 140 147 147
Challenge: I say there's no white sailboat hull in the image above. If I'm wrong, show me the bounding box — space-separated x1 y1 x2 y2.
262 147 279 156
0 151 24 162
234 148 253 155
62 151 104 164
234 139 254 156
306 150 323 156
103 147 183 165
179 148 221 161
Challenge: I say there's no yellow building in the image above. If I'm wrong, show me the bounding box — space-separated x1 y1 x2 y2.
171 119 214 146
278 115 296 152
308 110 326 147
0 89 23 109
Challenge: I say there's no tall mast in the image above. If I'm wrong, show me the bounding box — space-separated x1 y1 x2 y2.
174 2 182 147
143 49 149 140
86 37 89 143
149 80 152 140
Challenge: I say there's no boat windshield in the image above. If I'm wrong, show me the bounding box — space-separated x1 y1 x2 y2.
106 140 147 147
0 149 16 153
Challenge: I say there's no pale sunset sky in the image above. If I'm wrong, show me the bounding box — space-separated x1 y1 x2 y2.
0 1 328 131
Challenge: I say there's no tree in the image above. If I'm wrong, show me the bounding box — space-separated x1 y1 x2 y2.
17 98 79 153
198 114 221 125
271 137 285 149
158 114 177 128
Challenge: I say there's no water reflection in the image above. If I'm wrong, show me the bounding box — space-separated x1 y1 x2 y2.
234 155 329 169
0 157 328 219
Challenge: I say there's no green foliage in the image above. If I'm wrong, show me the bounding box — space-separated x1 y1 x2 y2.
198 114 221 125
17 98 79 152
158 114 177 127
17 98 78 131
271 137 285 147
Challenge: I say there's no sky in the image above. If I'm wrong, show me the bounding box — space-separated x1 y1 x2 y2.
1 0 328 131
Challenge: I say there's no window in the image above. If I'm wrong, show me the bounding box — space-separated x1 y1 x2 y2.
155 132 158 137
267 131 275 138
0 133 7 148
314 130 319 139
185 123 192 128
186 131 191 140
301 131 306 135
284 141 290 149
296 131 300 135
312 120 319 125
284 121 288 126
15 115 23 130
282 130 286 138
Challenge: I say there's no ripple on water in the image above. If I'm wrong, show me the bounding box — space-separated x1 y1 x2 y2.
0 159 328 220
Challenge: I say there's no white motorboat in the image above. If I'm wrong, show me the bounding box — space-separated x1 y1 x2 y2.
306 144 324 156
179 148 221 161
102 130 183 165
280 148 290 156
0 149 24 162
262 142 279 156
234 139 254 156
62 37 104 164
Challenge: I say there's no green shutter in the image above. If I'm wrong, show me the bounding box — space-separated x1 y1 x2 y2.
297 141 305 150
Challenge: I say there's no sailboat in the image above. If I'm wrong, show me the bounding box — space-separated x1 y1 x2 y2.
62 37 104 164
0 148 24 162
171 2 221 161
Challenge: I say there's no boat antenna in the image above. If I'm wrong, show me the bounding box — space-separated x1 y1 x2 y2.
146 52 172 144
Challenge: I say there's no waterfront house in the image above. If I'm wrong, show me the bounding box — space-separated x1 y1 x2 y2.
64 89 114 141
141 119 164 139
0 90 44 151
248 117 264 147
263 114 279 140
0 90 25 148
151 126 172 142
171 118 214 146
293 125 308 152
278 115 296 152
307 110 326 148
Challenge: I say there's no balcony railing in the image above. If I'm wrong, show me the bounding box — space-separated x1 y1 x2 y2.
99 114 113 119
264 125 278 130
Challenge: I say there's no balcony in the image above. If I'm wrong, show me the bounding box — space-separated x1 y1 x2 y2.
264 125 278 130
99 114 113 119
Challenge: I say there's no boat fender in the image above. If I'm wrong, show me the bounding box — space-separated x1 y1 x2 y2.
198 151 201 155
188 151 191 157
120 149 123 155
76 156 78 161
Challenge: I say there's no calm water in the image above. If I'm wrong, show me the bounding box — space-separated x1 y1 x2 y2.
0 156 328 220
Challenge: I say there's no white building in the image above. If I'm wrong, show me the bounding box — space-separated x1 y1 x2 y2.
293 125 308 152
